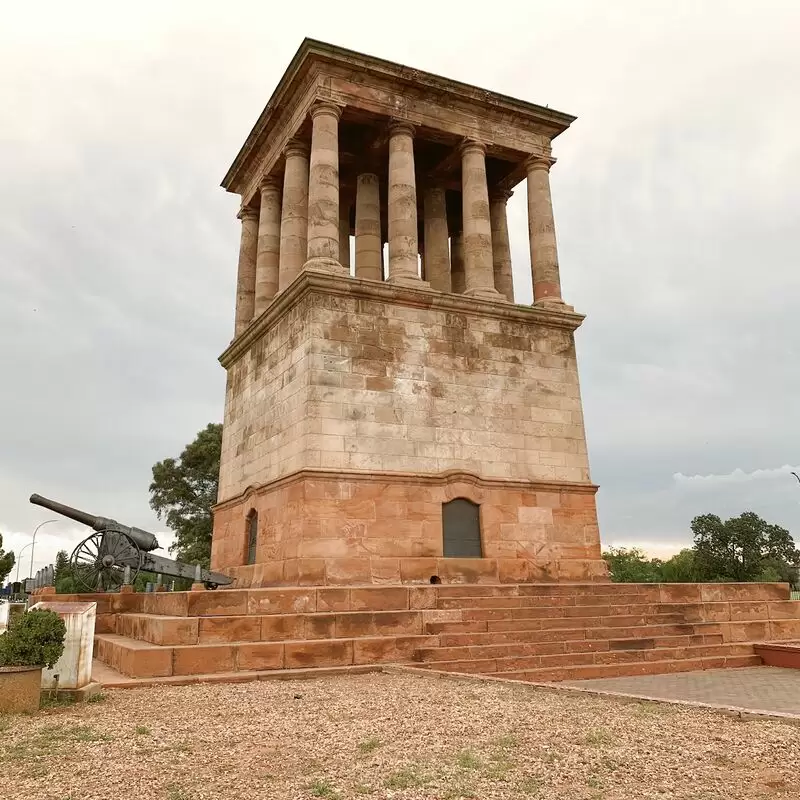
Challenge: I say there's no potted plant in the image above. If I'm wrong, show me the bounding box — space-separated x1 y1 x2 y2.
0 608 66 713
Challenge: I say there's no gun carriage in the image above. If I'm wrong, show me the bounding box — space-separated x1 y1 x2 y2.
29 493 231 591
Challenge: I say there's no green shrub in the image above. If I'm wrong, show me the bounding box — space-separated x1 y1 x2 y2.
0 609 66 669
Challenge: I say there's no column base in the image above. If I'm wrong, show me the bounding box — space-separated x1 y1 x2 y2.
463 286 508 302
386 273 431 289
302 257 350 276
533 297 574 312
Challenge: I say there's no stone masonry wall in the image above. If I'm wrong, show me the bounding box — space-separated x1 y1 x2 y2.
211 471 603 584
218 302 313 502
213 276 603 584
302 290 590 482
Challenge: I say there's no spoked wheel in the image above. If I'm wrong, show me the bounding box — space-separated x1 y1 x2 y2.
71 530 141 592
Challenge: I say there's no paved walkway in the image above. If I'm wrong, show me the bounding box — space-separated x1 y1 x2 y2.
561 666 800 717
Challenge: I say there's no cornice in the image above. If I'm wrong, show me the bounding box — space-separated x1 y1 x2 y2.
222 38 576 195
213 467 598 512
219 270 585 368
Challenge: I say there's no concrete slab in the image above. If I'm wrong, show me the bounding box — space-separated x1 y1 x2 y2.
560 666 800 718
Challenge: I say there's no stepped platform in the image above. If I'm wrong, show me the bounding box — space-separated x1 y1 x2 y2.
58 583 800 685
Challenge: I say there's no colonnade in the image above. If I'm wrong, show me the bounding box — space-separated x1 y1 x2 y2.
233 100 564 336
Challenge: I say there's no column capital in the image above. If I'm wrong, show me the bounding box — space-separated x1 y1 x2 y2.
237 205 259 222
458 139 487 157
489 188 514 203
388 119 415 138
309 100 344 121
258 174 282 192
524 153 557 172
284 138 309 159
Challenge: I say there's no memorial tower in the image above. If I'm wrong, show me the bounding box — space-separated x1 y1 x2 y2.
211 39 607 586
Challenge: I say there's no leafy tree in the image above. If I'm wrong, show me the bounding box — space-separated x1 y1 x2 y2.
149 423 222 567
54 549 78 594
659 548 699 583
602 547 664 583
0 532 14 585
692 511 799 583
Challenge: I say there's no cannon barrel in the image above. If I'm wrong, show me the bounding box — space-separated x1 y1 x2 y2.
29 493 99 529
29 493 160 552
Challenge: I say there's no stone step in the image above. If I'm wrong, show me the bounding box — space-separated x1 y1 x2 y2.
460 609 690 627
436 625 725 648
496 654 764 682
94 632 436 678
436 593 649 610
413 643 759 677
116 610 426 646
415 636 736 664
753 641 800 669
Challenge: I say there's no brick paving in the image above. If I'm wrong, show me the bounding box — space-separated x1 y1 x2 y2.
561 666 800 717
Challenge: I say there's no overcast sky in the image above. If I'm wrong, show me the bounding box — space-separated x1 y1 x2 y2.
2 0 799 578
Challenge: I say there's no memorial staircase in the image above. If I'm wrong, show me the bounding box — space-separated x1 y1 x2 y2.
73 582 800 686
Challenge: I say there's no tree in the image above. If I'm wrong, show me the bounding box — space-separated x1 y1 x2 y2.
54 549 78 594
149 423 222 567
0 533 14 585
602 547 664 583
692 511 800 583
659 548 699 583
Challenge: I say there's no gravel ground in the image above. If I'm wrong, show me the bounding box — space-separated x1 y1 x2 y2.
0 672 798 800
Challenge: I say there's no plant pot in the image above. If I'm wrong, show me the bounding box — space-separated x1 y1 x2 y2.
0 665 43 714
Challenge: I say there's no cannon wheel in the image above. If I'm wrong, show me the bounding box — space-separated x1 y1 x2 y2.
71 530 141 592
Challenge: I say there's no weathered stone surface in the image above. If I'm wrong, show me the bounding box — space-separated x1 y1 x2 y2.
234 206 259 336
213 42 606 586
212 271 602 583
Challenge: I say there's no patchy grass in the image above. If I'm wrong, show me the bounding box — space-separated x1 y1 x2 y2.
166 787 192 800
39 694 77 711
583 728 613 747
357 735 381 754
383 764 429 790
86 692 106 704
308 778 341 798
1 723 111 763
456 749 483 770
134 725 151 735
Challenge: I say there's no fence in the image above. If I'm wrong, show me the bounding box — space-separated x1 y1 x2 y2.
792 591 800 601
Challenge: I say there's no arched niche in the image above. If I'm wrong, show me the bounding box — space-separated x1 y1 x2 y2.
442 498 482 558
245 509 258 565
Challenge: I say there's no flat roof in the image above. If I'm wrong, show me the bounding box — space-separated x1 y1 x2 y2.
221 38 576 193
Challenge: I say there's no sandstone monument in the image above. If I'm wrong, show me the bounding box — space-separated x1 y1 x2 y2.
211 39 607 587
53 41 800 685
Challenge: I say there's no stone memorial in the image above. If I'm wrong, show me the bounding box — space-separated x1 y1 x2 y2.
211 39 607 587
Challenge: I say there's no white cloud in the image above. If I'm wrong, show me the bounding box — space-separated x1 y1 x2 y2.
674 465 800 487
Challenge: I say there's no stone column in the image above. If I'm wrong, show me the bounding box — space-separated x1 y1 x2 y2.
460 140 503 300
305 101 346 273
278 139 309 292
423 186 450 292
254 176 281 315
354 174 382 281
490 189 515 302
339 200 351 269
450 233 465 293
233 206 259 336
387 121 425 285
526 155 563 304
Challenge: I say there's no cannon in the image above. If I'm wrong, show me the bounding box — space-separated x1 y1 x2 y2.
29 493 232 591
